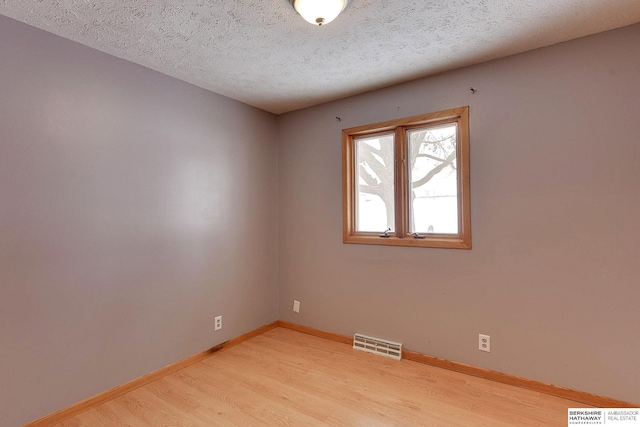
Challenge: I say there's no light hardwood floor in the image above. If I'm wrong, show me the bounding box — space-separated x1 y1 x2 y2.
54 328 589 426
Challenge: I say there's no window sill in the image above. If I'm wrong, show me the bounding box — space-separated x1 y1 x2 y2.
343 234 471 249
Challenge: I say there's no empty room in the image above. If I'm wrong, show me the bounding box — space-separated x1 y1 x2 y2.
1 1 639 426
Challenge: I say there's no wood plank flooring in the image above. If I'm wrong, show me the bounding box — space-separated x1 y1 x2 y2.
54 328 589 426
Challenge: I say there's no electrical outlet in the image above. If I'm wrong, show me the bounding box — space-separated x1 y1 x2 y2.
479 334 490 352
293 300 300 313
215 315 222 331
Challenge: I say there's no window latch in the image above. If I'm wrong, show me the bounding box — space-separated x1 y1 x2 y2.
410 232 426 239
379 228 391 238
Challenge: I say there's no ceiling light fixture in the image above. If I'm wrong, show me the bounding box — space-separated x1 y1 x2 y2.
289 0 350 26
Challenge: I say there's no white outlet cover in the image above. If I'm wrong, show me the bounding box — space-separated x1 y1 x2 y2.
293 300 300 313
215 315 222 331
479 334 490 352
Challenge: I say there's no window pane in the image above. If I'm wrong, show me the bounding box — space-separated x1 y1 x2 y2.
408 124 458 234
355 134 395 232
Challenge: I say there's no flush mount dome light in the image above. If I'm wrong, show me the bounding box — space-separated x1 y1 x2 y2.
289 0 350 26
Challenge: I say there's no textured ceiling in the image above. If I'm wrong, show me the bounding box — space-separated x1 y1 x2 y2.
1 1 640 114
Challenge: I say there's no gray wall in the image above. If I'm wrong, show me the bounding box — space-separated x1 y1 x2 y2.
278 23 640 404
0 15 278 426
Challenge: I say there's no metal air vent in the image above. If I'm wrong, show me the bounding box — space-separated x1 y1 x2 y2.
353 333 402 360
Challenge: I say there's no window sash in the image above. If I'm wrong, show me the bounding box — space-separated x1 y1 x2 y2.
354 132 396 233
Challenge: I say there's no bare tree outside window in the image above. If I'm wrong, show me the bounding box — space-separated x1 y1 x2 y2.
355 134 395 232
354 125 459 234
408 124 458 234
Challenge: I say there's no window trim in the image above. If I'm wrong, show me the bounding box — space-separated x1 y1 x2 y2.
342 106 471 249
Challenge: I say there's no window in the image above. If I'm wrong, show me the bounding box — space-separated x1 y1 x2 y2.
342 106 471 249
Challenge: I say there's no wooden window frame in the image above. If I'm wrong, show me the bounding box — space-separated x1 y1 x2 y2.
342 106 471 249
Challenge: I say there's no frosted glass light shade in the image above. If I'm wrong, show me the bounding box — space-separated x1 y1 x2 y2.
290 0 349 26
